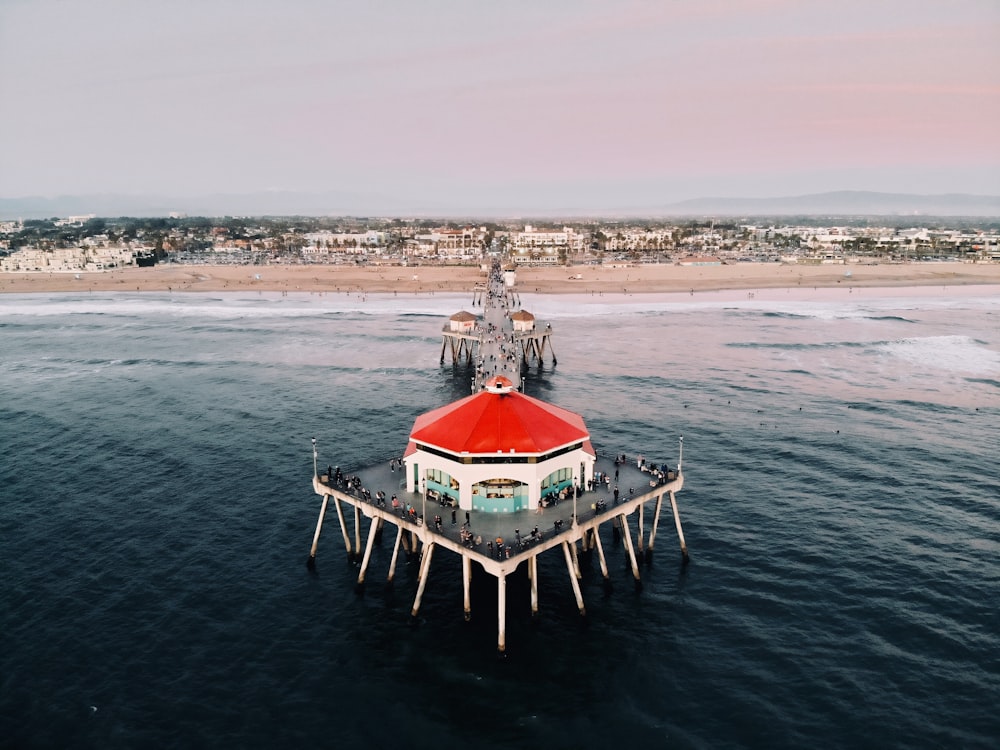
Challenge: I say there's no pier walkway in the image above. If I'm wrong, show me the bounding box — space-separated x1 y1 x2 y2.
440 263 555 386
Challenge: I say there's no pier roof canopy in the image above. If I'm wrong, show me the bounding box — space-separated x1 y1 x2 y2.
409 386 590 455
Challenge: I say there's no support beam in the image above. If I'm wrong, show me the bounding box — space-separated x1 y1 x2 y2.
620 513 642 584
592 523 609 580
410 542 436 617
668 490 690 563
387 523 403 582
561 541 586 615
463 555 472 621
637 503 645 553
498 573 507 654
357 514 379 586
334 496 352 556
529 554 539 615
401 528 413 556
353 505 361 555
569 537 582 579
648 494 664 551
307 493 330 568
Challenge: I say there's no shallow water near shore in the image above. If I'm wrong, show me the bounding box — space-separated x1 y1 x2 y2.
2 289 999 748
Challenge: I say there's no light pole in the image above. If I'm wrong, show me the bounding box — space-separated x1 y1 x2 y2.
421 478 426 528
572 483 578 528
312 437 317 477
678 436 683 474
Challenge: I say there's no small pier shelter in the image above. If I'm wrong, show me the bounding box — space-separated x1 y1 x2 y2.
441 310 478 365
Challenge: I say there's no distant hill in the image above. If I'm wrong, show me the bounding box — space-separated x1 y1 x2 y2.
1 189 998 220
660 191 1000 217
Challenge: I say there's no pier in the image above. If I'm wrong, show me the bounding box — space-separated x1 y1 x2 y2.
308 259 688 653
440 265 556 379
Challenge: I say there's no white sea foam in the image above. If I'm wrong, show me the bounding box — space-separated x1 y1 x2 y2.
0 292 472 320
2 286 998 322
877 335 1000 375
519 286 1000 320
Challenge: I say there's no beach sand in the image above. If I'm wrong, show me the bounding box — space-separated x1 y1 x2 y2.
2 261 999 295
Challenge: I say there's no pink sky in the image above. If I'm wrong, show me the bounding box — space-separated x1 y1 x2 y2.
1 0 997 210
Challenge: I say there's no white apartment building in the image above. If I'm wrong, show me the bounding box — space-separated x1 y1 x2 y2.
508 225 584 264
303 230 393 250
0 245 139 272
599 229 672 252
412 227 487 258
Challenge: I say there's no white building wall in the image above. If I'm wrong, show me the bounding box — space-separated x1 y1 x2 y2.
404 446 595 512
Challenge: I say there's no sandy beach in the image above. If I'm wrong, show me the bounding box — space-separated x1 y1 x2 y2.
2 261 999 295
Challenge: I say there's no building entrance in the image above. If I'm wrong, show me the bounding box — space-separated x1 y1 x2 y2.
471 478 528 513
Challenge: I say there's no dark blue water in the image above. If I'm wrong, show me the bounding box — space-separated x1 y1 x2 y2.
2 288 999 749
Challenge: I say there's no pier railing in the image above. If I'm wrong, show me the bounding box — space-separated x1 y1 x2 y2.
315 453 680 563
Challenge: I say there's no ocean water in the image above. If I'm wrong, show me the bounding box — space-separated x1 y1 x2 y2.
1 286 998 749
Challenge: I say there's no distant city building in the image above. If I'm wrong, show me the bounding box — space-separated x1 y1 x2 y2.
0 245 140 272
677 256 722 266
508 225 584 265
412 227 487 258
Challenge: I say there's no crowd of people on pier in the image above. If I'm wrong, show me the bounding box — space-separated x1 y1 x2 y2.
322 445 677 563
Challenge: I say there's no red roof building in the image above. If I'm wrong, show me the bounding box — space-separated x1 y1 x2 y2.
403 376 596 513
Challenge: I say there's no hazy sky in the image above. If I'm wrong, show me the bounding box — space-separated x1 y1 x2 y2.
2 0 998 209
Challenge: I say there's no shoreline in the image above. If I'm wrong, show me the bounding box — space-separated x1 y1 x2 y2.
2 261 999 296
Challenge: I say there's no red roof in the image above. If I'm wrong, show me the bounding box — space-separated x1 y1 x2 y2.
409 389 590 455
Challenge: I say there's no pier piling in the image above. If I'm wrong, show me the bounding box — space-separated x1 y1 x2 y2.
620 513 642 585
562 541 586 616
334 496 352 557
592 524 610 581
357 515 379 587
307 493 330 569
497 573 508 654
669 490 690 563
410 541 436 617
387 524 403 583
529 555 539 615
463 555 472 621
648 494 663 552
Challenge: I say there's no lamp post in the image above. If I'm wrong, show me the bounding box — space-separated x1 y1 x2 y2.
312 437 317 477
678 435 683 473
572 483 578 528
421 478 426 528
